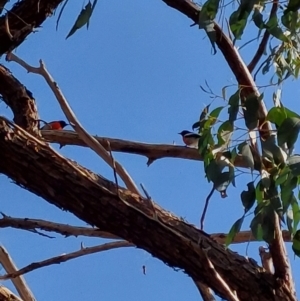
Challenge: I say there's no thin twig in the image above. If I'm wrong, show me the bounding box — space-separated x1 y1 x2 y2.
6 52 141 196
106 140 119 194
0 241 133 280
200 187 214 230
0 246 35 301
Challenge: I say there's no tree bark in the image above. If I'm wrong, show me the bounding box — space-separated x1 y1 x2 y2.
0 117 294 301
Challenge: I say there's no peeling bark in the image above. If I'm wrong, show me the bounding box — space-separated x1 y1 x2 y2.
0 118 295 301
0 0 64 55
0 64 39 134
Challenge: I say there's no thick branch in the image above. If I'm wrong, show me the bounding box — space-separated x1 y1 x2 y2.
0 0 65 55
0 286 23 301
0 117 293 301
0 64 39 134
0 246 35 301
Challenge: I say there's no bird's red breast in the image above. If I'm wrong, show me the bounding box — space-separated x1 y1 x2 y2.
41 120 68 130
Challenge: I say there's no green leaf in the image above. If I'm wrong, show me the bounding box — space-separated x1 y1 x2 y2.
228 90 240 123
205 159 223 183
192 105 210 131
66 1 96 39
255 181 264 203
252 8 264 29
281 176 297 212
285 0 300 13
243 93 261 130
265 15 289 42
250 214 263 241
261 135 287 165
287 155 300 176
199 0 220 21
281 11 298 32
277 117 300 151
292 230 300 257
267 106 300 127
292 198 300 233
213 171 232 198
225 216 244 247
275 166 290 186
238 142 254 171
209 106 224 119
217 120 233 146
198 0 220 54
241 181 256 213
229 0 256 41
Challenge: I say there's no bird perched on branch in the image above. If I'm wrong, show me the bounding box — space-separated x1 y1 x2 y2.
178 130 201 148
40 120 69 130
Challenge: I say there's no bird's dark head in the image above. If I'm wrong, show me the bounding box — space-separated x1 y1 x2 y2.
178 130 190 136
59 120 69 129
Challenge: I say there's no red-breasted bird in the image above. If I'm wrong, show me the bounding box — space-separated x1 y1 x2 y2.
178 130 201 148
40 120 69 130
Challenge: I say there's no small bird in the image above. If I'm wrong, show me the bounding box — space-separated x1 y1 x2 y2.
178 130 201 148
40 120 69 130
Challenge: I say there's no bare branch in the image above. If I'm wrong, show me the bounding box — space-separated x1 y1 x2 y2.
194 280 216 301
0 214 120 240
0 64 39 134
0 246 35 301
0 242 133 280
0 214 293 245
259 246 273 274
0 286 24 301
41 130 252 169
269 214 295 294
6 52 141 196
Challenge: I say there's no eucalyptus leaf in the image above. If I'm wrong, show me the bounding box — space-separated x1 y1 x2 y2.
225 216 244 247
241 181 256 213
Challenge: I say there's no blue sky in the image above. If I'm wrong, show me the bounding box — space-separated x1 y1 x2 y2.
1 1 300 300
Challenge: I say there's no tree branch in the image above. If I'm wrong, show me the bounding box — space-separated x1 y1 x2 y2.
0 214 292 244
0 214 119 240
0 0 65 55
160 1 295 298
0 117 293 301
194 280 216 301
6 53 141 196
0 286 24 301
41 130 250 168
0 246 35 301
0 64 39 134
247 1 279 73
0 241 133 280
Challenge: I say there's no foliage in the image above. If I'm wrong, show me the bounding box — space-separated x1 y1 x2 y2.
189 0 300 254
